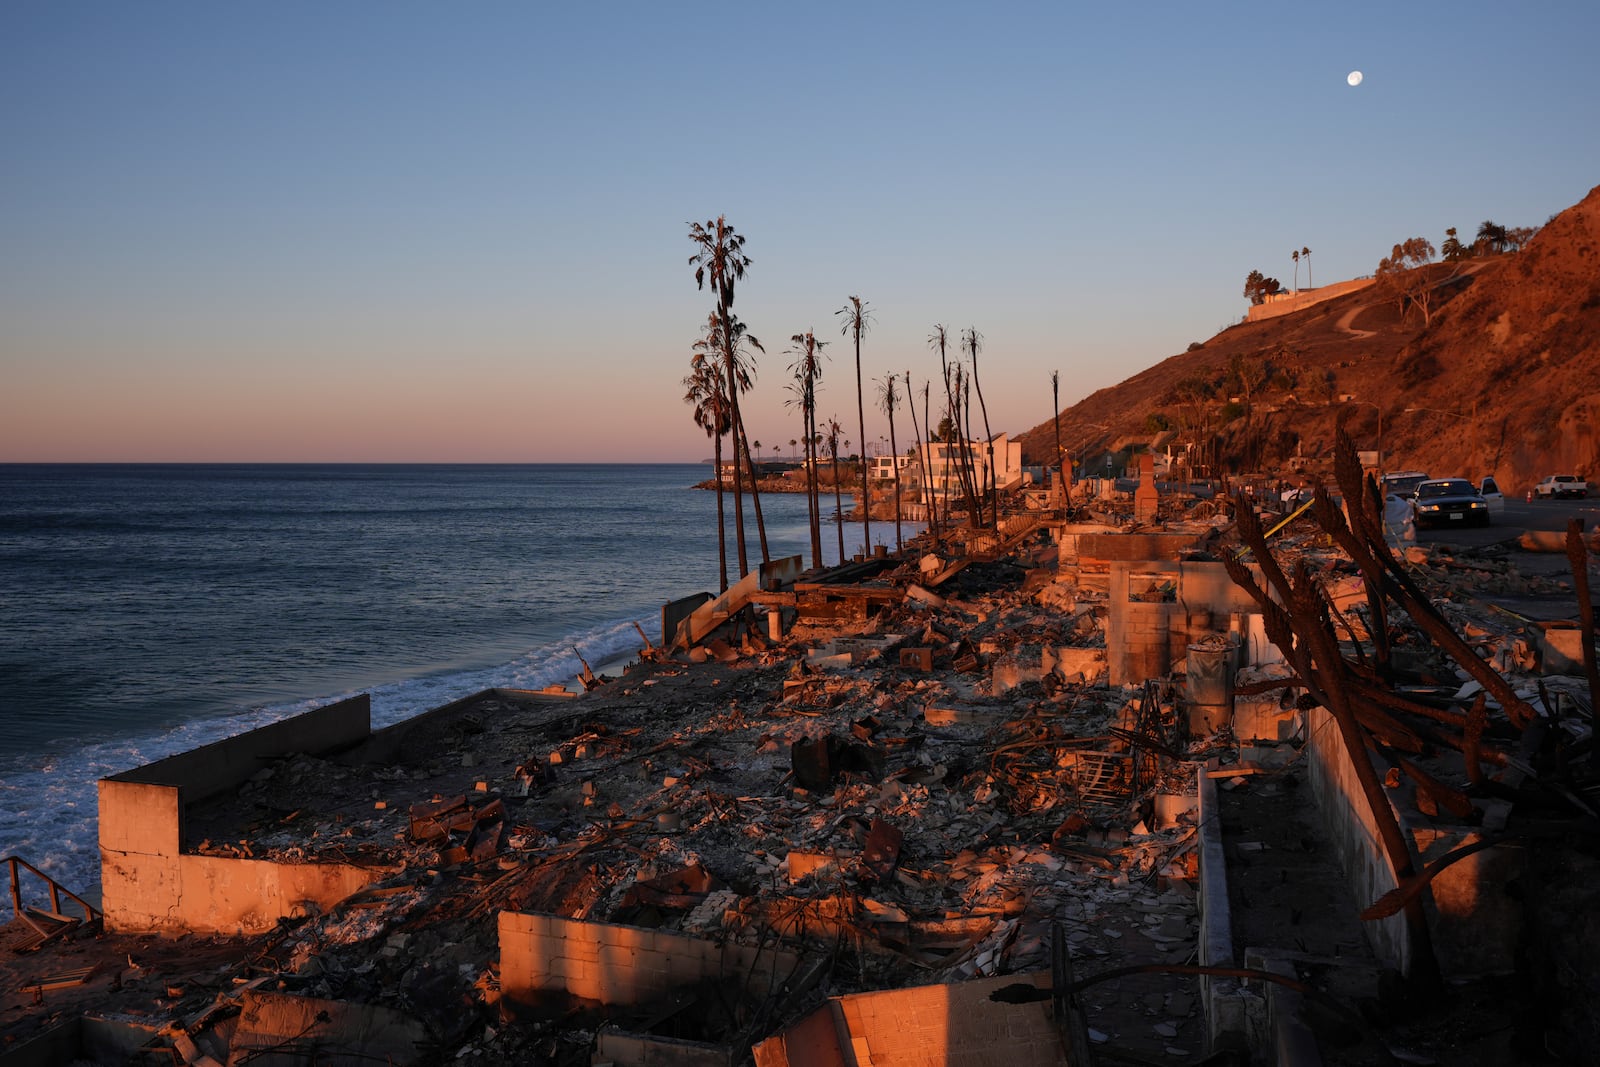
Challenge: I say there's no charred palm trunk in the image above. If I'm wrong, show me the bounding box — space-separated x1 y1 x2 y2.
713 423 728 591
734 410 770 564
720 310 749 578
1052 370 1064 500
921 382 939 537
830 441 845 564
904 374 928 534
952 370 982 527
887 403 902 553
853 335 871 555
968 330 996 528
806 411 822 570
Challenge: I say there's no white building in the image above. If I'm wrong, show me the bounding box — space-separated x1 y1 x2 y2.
868 452 918 485
873 433 1024 509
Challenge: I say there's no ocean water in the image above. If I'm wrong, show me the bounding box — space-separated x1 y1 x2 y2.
0 463 896 898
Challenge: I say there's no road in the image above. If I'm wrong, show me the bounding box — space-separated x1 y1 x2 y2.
1415 495 1600 549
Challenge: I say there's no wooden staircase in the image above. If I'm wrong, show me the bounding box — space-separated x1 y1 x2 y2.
5 855 100 953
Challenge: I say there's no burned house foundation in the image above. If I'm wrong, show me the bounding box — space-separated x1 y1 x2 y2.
4 465 1596 1065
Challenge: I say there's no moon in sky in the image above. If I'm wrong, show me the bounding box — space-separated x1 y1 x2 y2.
1347 70 1364 86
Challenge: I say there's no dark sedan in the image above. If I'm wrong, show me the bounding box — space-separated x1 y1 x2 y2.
1412 478 1491 528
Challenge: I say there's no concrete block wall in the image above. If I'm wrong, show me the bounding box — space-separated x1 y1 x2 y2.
1109 600 1184 685
175 855 380 933
98 695 386 934
1302 704 1523 976
593 1029 733 1067
104 695 371 804
1244 277 1375 323
499 912 799 1009
1196 775 1248 1053
753 973 1064 1067
343 687 576 767
752 1006 848 1067
1107 560 1271 687
1302 705 1410 970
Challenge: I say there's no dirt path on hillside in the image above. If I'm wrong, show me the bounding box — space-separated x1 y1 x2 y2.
1337 303 1377 339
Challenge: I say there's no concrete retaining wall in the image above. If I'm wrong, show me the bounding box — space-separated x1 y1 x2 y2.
593 1029 733 1067
1302 704 1523 976
1245 277 1375 323
97 688 584 935
98 696 385 934
104 696 371 802
498 912 799 1009
342 687 576 767
752 973 1064 1067
1196 774 1248 1053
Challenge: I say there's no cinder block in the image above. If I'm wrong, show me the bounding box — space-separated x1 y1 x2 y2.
547 955 589 980
899 647 934 671
564 938 601 963
601 924 649 951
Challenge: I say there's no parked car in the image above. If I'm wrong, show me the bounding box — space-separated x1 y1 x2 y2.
1411 478 1491 528
1478 476 1505 519
1534 474 1589 499
1380 470 1429 499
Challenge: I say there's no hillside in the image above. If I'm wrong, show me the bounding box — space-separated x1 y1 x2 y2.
1018 184 1600 494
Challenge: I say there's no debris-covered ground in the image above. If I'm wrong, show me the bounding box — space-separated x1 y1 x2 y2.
3 470 1598 1065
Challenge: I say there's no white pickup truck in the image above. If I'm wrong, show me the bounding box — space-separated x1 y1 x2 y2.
1533 474 1589 499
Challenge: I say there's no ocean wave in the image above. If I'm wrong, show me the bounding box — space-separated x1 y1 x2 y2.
0 615 649 901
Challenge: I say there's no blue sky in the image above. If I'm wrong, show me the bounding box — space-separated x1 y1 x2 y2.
3 1 1596 462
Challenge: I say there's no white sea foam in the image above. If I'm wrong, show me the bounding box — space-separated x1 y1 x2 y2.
0 616 650 902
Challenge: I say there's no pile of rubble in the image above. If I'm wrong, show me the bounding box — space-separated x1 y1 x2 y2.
4 441 1597 1065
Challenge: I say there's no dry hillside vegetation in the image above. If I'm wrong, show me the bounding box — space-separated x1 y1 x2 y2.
1020 183 1600 492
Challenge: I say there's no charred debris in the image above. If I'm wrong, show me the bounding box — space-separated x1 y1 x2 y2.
4 437 1598 1066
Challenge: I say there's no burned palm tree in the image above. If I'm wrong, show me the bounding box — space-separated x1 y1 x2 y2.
930 325 980 526
1051 369 1064 499
687 312 759 590
943 360 983 527
689 217 769 574
684 325 733 590
786 330 829 570
904 371 935 536
837 296 874 553
964 327 995 527
825 417 846 563
876 373 903 553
